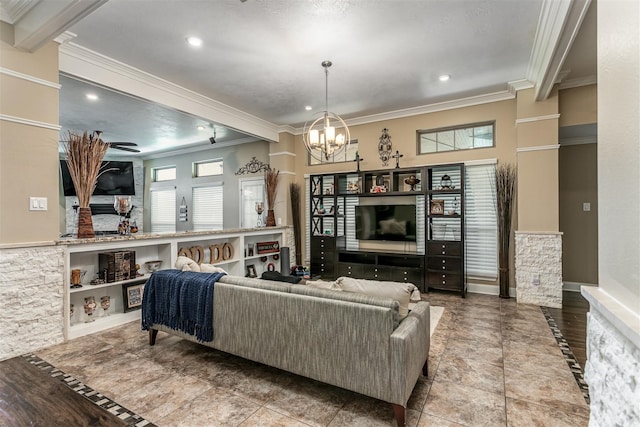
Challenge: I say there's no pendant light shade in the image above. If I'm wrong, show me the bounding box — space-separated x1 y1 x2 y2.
304 61 350 161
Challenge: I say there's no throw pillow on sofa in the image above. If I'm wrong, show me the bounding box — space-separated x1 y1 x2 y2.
306 279 343 291
336 277 414 318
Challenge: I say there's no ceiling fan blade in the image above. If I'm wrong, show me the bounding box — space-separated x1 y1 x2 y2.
109 142 138 146
110 146 140 153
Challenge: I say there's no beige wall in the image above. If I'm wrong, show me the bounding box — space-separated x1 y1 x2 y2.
290 99 520 288
558 84 598 285
559 85 597 127
516 88 559 232
0 23 60 244
559 143 598 284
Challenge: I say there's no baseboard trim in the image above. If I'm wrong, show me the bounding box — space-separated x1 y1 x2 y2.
467 283 517 298
563 281 598 292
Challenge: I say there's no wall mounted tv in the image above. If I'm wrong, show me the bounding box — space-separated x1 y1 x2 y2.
60 160 136 196
355 205 417 242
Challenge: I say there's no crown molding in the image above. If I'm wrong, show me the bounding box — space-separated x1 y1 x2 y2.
0 113 61 131
54 30 76 44
290 90 515 135
141 136 258 160
59 42 281 143
528 0 592 101
558 74 597 90
12 0 106 52
0 66 60 89
507 79 535 96
0 0 38 24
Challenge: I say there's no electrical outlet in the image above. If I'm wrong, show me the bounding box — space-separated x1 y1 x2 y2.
583 202 591 212
532 274 540 286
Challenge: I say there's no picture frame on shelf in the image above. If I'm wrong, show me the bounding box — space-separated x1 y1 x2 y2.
430 199 445 215
247 264 257 278
122 282 144 312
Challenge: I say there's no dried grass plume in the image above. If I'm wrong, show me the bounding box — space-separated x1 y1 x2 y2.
264 168 280 210
63 131 110 208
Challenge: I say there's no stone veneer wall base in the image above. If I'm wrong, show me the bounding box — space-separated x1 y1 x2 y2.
515 231 563 308
0 245 65 361
582 287 640 426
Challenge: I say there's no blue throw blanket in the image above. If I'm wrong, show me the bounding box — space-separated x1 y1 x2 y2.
141 269 225 342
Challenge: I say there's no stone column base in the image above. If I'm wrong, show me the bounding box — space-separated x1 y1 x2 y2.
515 231 562 308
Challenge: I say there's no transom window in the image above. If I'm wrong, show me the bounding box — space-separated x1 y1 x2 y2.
194 159 223 177
309 140 359 165
417 122 494 154
153 166 176 182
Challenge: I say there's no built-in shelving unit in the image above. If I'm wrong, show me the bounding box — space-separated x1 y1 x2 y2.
62 227 286 339
426 163 466 296
310 164 465 295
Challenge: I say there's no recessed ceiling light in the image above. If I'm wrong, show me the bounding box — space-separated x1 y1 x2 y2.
186 36 203 47
305 105 312 111
85 93 98 101
439 74 451 82
197 125 206 131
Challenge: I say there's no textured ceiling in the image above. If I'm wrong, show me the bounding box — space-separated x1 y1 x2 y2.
3 0 595 155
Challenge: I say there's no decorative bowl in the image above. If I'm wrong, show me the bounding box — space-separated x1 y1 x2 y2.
144 260 163 273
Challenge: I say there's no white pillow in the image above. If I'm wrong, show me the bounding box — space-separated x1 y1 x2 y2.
306 279 343 291
175 256 200 272
336 277 412 318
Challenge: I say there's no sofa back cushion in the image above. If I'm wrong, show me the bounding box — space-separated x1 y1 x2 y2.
218 275 292 293
336 277 414 318
290 284 400 328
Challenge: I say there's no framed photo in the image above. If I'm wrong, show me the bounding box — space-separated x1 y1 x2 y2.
430 199 445 215
122 282 144 312
246 264 257 278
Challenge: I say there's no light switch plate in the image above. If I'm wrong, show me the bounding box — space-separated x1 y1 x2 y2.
583 202 591 212
29 197 47 211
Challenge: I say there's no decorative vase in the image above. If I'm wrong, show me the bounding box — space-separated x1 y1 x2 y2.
266 209 276 227
100 295 111 315
83 296 97 322
77 207 95 238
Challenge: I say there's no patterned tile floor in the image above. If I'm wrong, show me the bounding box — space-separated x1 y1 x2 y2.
35 292 590 426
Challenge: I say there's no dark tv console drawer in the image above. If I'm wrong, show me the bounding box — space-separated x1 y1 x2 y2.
336 251 426 291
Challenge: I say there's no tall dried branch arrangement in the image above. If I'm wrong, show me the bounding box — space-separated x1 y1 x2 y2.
289 183 303 265
265 168 280 210
496 163 517 296
63 131 109 208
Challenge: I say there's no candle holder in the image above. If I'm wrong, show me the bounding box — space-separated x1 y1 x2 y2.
255 202 264 227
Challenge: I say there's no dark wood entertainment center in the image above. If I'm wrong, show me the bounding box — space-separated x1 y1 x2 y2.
309 164 466 296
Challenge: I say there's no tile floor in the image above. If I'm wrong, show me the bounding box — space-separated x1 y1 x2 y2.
36 292 590 426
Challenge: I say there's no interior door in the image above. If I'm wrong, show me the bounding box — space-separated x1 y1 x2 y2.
240 178 265 228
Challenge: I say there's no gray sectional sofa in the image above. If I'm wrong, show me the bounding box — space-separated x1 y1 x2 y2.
147 275 431 427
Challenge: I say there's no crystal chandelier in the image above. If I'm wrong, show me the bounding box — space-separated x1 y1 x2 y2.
304 61 350 161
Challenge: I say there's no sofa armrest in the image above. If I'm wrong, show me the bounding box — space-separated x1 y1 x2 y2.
388 302 430 406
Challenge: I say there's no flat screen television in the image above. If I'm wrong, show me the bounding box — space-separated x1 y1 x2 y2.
355 205 417 242
60 160 136 196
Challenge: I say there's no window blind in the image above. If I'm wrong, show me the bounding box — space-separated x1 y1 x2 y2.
464 163 498 280
192 185 223 231
150 188 176 233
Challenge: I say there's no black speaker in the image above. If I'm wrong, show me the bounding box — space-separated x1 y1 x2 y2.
280 247 290 275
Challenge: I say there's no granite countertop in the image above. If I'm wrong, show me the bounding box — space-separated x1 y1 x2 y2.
57 226 289 246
